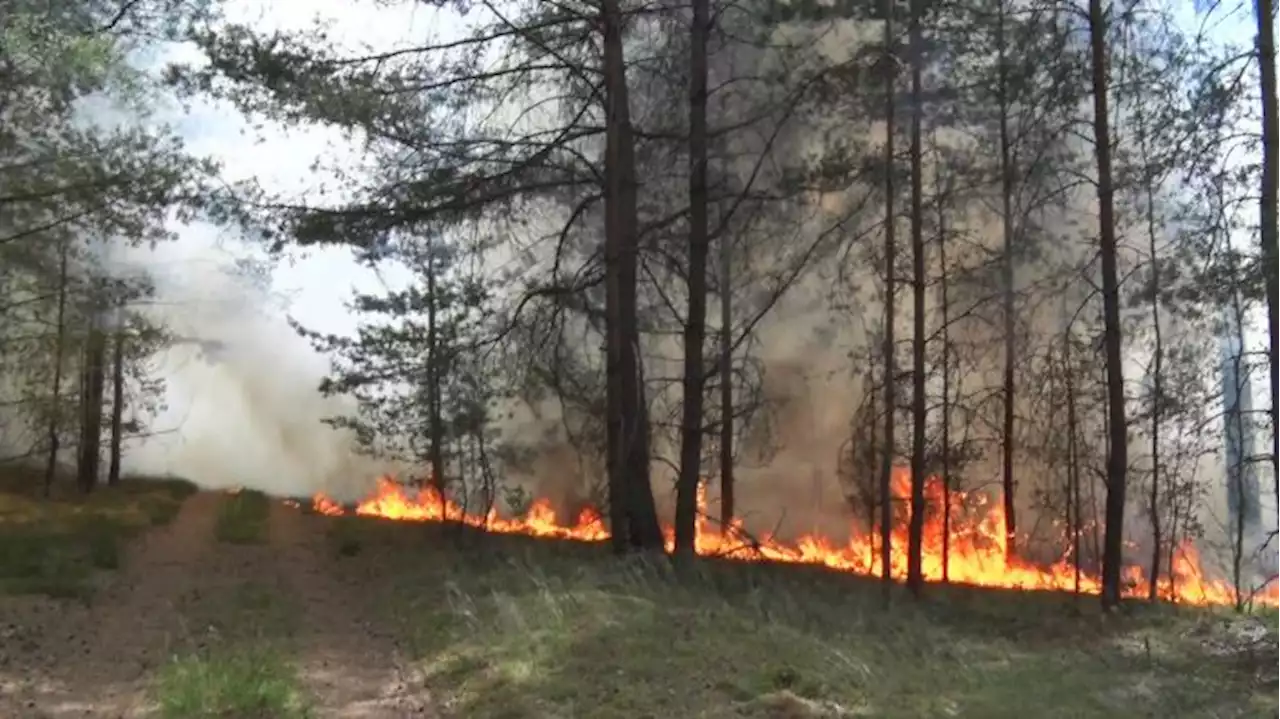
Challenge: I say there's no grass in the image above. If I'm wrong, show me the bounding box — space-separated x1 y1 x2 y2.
153 646 310 719
214 489 271 544
0 466 197 598
154 576 311 718
329 517 1279 719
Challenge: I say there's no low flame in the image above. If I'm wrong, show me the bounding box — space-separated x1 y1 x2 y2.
312 471 1278 607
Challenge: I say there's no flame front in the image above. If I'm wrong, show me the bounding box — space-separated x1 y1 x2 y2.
312 471 1277 607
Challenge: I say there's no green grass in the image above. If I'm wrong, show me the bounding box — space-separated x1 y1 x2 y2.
0 466 197 598
330 518 1279 719
155 576 309 717
214 489 271 544
153 646 310 719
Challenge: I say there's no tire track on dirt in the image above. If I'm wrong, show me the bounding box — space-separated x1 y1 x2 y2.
269 504 434 718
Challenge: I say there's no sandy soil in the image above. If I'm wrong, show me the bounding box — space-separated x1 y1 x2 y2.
0 492 432 718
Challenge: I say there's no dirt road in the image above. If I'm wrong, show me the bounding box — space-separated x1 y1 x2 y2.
0 492 431 718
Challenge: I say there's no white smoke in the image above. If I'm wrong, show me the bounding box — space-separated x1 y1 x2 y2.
114 232 395 501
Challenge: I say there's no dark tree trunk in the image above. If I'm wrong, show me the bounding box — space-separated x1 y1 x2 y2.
602 0 663 550
77 287 108 494
674 0 712 565
906 0 927 596
936 161 952 584
1088 0 1130 610
996 0 1018 558
1139 118 1164 602
879 0 898 601
1064 330 1083 596
107 306 126 487
719 229 734 530
44 239 70 497
1255 0 1279 507
426 243 446 514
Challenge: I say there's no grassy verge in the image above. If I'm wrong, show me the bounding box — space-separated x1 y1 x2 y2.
0 466 197 598
214 489 271 544
332 518 1278 719
153 578 310 718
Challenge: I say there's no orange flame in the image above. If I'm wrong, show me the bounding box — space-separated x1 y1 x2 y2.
312 471 1278 607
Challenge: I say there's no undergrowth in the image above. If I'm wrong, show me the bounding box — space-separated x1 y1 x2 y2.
0 466 196 597
331 518 1279 719
214 489 271 544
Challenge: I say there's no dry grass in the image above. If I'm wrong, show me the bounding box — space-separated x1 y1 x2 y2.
327 516 1279 719
0 465 196 597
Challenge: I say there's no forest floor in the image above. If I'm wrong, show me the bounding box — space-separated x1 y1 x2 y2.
0 473 1276 719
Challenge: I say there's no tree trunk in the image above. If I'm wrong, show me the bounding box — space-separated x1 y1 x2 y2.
77 283 108 494
602 0 664 550
1064 329 1083 596
674 0 712 565
1139 117 1164 602
107 304 126 487
719 225 734 530
44 239 70 497
906 0 927 596
937 159 952 584
996 0 1019 558
879 0 898 600
1087 0 1130 610
426 243 446 515
1255 0 1279 507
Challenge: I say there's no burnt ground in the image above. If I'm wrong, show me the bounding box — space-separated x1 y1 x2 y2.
0 491 433 718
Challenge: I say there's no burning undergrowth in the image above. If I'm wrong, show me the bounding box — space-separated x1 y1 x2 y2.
310 470 1279 608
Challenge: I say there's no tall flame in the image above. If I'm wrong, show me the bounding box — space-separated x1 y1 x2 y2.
312 471 1278 607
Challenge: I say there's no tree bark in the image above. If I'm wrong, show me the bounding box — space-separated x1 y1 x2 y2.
1255 0 1279 507
602 0 664 550
906 0 927 596
107 304 126 487
1087 0 1130 610
77 282 108 494
937 158 952 584
996 0 1019 558
719 222 734 530
44 239 70 497
1139 116 1164 602
674 0 712 565
425 242 446 515
879 0 898 600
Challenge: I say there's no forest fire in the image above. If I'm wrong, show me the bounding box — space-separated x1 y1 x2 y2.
312 472 1278 608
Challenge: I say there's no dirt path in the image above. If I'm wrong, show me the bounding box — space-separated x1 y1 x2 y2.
0 493 433 718
1 492 227 717
269 504 433 717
